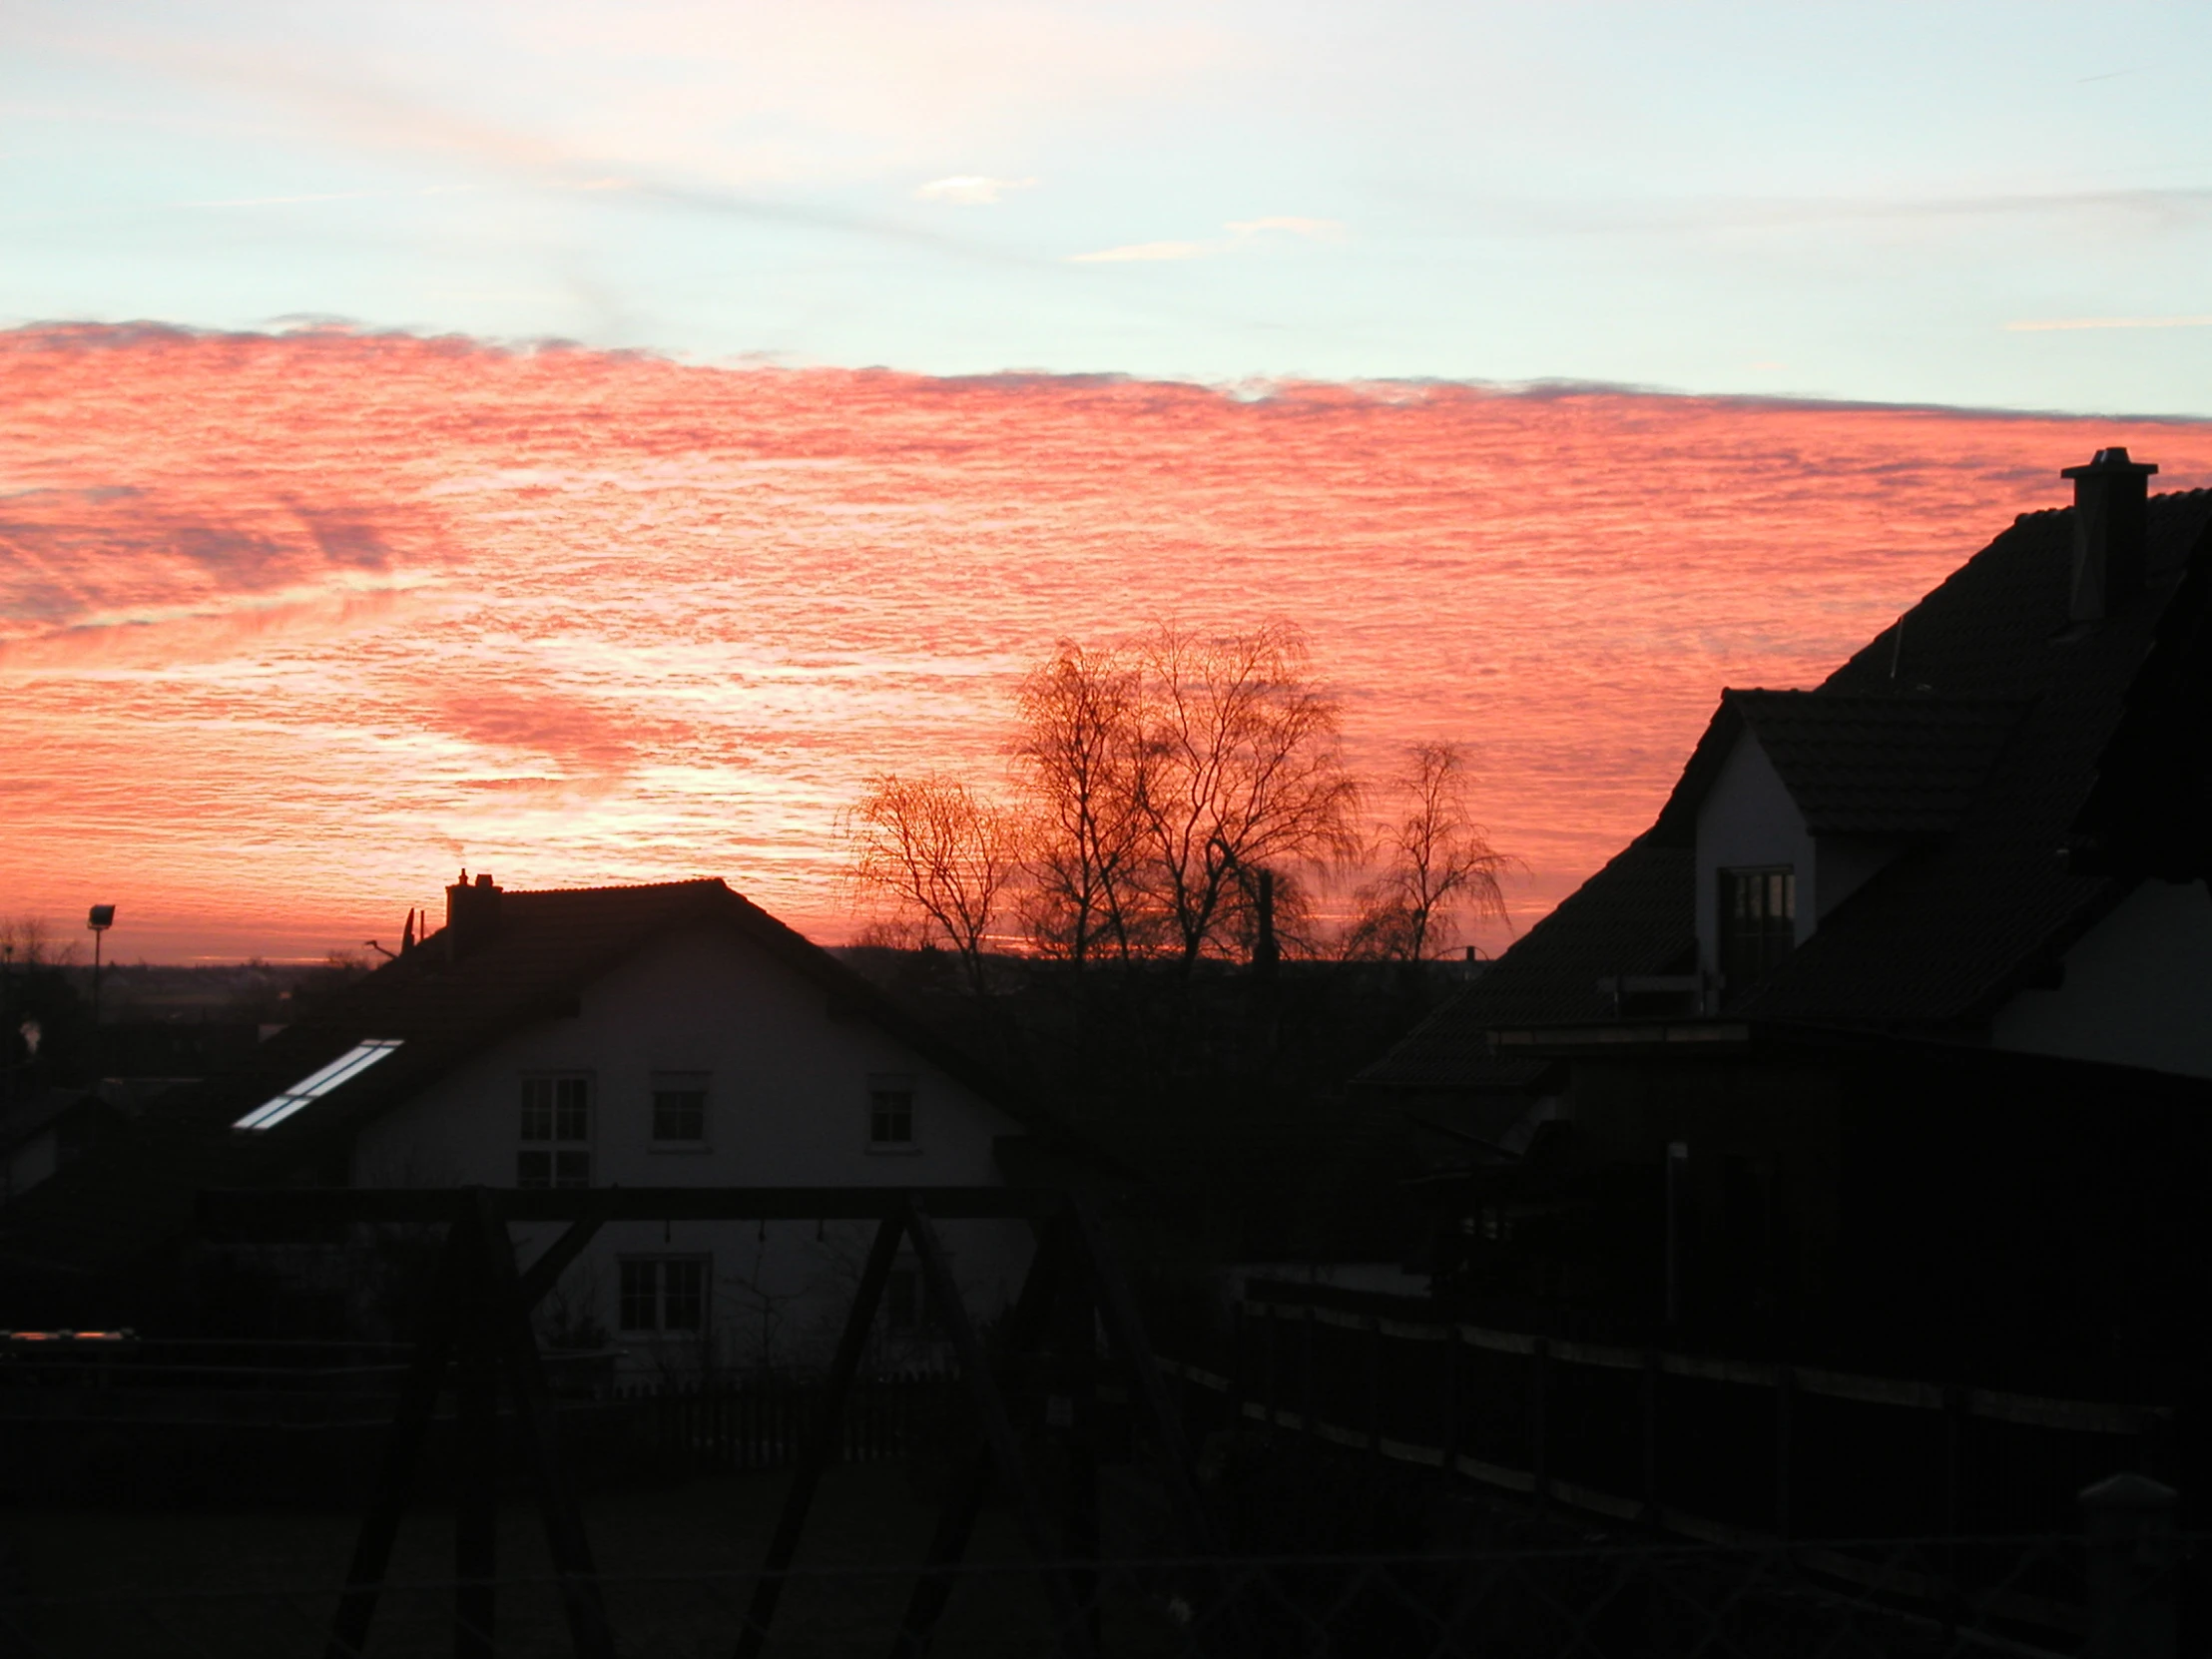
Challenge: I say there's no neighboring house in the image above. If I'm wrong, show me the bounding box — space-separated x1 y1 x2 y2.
0 1088 126 1208
1360 450 2212 1387
0 876 1097 1374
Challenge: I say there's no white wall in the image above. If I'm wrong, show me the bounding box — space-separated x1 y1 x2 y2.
1695 732 1818 977
1694 732 1909 981
349 919 1032 1373
1990 879 2212 1079
4 1131 55 1204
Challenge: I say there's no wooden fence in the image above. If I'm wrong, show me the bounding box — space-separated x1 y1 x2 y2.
613 1371 959 1473
1155 1280 2170 1548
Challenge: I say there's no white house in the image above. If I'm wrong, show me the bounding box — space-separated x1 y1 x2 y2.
5 875 1093 1373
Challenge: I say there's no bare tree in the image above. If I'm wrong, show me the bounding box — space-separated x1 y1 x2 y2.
1014 644 1146 965
1126 623 1363 969
846 773 1018 993
1345 741 1517 961
0 916 71 966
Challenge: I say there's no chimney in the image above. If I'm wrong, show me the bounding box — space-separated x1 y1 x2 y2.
444 869 503 958
2061 447 2158 622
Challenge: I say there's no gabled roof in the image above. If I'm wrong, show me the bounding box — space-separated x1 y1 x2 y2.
2067 535 2212 880
1363 480 2212 1089
1662 691 2028 839
0 878 1075 1273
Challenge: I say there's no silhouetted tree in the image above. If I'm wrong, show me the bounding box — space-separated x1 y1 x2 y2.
846 773 1018 993
1124 622 1364 970
1014 643 1146 965
1344 741 1516 960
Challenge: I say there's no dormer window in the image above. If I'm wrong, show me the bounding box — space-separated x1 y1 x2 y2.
1720 866 1795 993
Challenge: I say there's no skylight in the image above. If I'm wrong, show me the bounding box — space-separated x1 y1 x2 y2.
234 1039 403 1132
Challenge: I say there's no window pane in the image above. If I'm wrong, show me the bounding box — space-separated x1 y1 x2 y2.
1720 867 1795 996
653 1090 707 1142
870 1090 913 1144
517 1149 551 1188
554 1077 590 1141
619 1261 658 1332
553 1150 591 1188
521 1077 552 1141
662 1260 706 1331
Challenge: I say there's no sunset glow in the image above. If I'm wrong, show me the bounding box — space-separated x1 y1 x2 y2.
6 323 2212 961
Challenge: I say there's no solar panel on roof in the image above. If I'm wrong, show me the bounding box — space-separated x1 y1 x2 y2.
233 1039 403 1132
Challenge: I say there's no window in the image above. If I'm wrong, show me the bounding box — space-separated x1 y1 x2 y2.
234 1038 402 1131
618 1258 708 1333
1719 866 1796 993
519 1073 592 1188
868 1075 915 1149
651 1071 709 1145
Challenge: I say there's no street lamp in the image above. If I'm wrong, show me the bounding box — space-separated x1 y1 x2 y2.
87 904 115 1053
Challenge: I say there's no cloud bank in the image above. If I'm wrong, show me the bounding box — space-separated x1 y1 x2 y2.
6 321 2210 960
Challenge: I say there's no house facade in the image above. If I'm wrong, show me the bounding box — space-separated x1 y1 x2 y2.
1361 449 2212 1390
1 876 1077 1375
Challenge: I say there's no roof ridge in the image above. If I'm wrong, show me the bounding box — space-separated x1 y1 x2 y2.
501 876 730 898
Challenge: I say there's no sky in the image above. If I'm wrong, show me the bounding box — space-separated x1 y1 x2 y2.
6 4 2212 961
9 1 2212 410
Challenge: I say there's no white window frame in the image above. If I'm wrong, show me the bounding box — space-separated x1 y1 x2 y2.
518 1071 594 1189
648 1069 712 1153
616 1255 712 1335
866 1073 918 1154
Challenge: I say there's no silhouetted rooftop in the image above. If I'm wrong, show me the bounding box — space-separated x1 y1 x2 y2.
1364 482 2212 1087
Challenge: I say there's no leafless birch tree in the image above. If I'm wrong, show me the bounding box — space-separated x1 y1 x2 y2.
846 774 1018 992
1126 622 1363 969
1014 644 1146 965
1345 741 1516 960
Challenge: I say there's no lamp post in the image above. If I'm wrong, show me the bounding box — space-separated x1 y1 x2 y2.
87 904 114 1077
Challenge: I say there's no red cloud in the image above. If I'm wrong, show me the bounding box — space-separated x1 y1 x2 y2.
6 322 2211 960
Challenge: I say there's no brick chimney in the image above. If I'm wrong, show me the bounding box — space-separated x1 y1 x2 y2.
444 869 503 957
2061 447 2158 622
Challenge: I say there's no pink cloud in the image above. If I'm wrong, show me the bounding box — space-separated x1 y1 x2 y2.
6 321 2211 960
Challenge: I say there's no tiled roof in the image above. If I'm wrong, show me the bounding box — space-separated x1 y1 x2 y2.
1728 691 2026 836
0 878 1059 1274
1742 488 2211 1024
1363 482 2212 1086
2067 538 2212 880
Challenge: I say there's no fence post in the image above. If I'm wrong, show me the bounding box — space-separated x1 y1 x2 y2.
1530 1338 1550 1513
1302 1298 1318 1443
1367 1316 1383 1458
1262 1300 1278 1430
1774 1366 1795 1541
2082 1472 2176 1659
1641 1349 1660 1531
1229 1300 1246 1429
1942 1384 1966 1539
1439 1320 1459 1490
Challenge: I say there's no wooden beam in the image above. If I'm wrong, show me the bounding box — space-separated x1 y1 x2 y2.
1063 1193 1218 1554
890 1219 1069 1659
904 1199 1094 1659
517 1201 610 1311
735 1212 907 1659
203 1186 1064 1229
454 1205 499 1659
326 1222 464 1659
473 1190 617 1659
